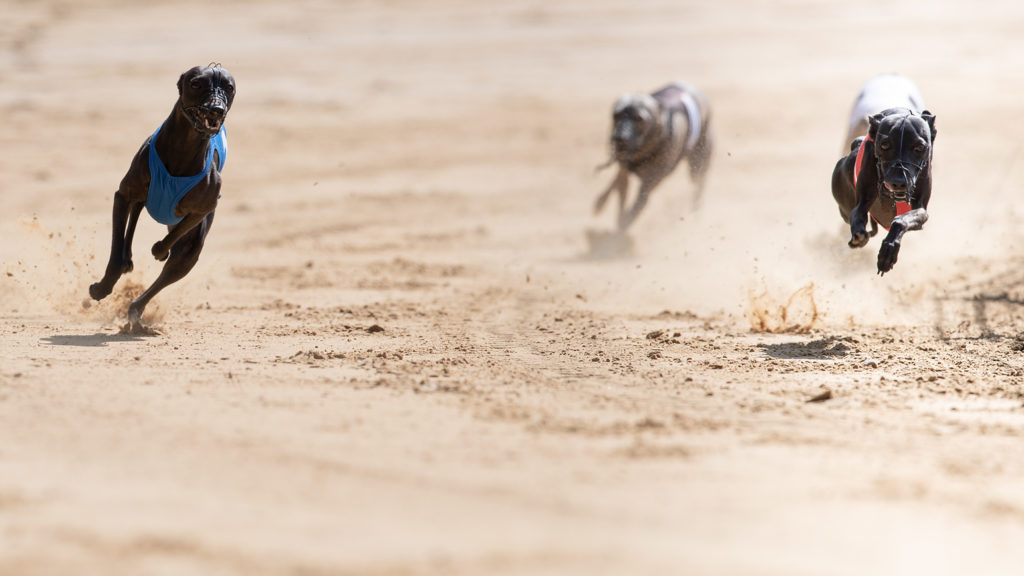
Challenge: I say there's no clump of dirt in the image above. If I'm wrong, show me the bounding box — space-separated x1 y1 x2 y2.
285 349 347 363
646 329 681 344
747 282 820 334
807 388 833 403
1011 332 1024 352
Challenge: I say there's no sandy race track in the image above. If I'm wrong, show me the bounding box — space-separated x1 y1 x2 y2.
6 0 1024 574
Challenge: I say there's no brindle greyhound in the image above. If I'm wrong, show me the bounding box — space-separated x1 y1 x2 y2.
88 64 235 330
831 82 936 275
594 82 713 231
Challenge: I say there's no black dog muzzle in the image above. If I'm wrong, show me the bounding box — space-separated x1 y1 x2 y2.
877 159 926 205
182 87 229 136
875 113 929 207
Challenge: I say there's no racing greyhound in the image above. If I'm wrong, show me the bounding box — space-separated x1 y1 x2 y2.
830 75 936 275
88 64 235 330
594 81 713 231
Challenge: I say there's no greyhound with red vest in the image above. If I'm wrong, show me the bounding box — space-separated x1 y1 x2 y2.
830 75 936 275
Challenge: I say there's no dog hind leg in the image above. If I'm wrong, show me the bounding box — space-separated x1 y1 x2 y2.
687 129 713 209
127 212 215 329
617 175 664 231
151 208 214 261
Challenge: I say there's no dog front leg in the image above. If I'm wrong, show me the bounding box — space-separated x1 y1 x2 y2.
877 208 929 275
152 213 206 262
594 167 628 215
848 187 877 248
120 202 144 273
89 191 132 300
617 176 663 231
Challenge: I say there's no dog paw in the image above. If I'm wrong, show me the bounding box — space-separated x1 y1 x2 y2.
123 306 145 335
877 241 900 275
152 240 169 261
848 231 869 248
88 282 112 301
120 258 134 274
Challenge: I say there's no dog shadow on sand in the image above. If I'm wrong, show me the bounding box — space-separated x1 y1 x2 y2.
758 336 854 360
42 329 155 347
582 228 635 260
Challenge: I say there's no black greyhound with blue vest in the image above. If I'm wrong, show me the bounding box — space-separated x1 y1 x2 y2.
830 75 936 275
89 64 234 330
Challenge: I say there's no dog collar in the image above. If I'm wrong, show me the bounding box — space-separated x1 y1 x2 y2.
853 135 871 188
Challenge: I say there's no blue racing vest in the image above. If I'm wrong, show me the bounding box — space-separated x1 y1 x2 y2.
146 124 227 226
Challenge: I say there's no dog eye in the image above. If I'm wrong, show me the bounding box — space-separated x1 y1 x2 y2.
914 145 925 153
878 142 891 151
189 78 202 89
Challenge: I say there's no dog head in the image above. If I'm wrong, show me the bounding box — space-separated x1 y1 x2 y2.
177 64 236 136
609 94 662 162
868 108 936 203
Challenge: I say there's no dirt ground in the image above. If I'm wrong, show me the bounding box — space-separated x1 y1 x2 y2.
5 0 1024 574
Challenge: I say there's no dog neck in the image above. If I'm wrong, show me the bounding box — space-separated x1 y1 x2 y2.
153 103 213 177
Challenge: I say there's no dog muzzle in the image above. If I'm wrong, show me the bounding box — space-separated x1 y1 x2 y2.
611 127 640 153
878 159 925 205
184 107 223 135
183 88 229 136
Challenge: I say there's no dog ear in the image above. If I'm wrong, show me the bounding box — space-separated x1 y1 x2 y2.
177 71 186 95
921 110 937 141
867 112 885 139
612 95 632 115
